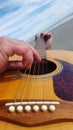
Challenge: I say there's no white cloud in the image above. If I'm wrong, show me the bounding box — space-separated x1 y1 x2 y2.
0 0 73 41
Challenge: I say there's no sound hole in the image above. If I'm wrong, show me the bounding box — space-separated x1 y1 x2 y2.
21 59 57 75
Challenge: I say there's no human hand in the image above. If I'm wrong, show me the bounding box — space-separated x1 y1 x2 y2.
0 37 41 73
35 32 53 50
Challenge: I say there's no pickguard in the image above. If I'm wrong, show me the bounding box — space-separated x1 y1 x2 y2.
53 59 73 101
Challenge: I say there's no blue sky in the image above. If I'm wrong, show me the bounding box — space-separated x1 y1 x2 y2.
0 0 73 41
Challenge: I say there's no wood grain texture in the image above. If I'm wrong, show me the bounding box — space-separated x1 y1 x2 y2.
0 50 73 129
0 100 73 126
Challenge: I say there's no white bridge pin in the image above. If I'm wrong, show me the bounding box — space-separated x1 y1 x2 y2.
8 106 15 113
33 105 39 112
24 105 31 112
41 105 47 112
49 105 56 112
16 105 23 113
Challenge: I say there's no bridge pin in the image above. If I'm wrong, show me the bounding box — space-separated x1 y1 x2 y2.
33 105 39 112
41 105 47 112
16 105 23 113
24 105 31 112
8 106 15 113
49 105 56 112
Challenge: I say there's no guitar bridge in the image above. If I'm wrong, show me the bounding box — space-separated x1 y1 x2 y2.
0 100 73 126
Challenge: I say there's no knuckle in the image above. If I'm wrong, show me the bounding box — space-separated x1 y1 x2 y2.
0 36 8 41
0 36 11 45
24 45 31 52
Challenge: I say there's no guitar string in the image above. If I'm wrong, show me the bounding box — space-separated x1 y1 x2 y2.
40 38 46 103
28 39 41 104
36 37 46 104
41 37 54 101
20 41 40 103
23 40 38 103
14 50 71 105
19 41 40 104
26 40 40 103
40 61 44 102
38 38 44 103
31 40 41 103
38 37 47 103
42 60 45 103
46 57 55 101
20 56 41 104
41 59 50 102
13 40 39 105
20 68 32 103
32 38 41 104
13 67 33 104
40 37 52 103
27 37 42 104
26 62 37 104
36 37 42 103
12 40 34 104
27 62 40 104
36 62 40 103
13 69 27 104
13 64 37 105
45 59 51 101
41 60 48 103
13 36 48 105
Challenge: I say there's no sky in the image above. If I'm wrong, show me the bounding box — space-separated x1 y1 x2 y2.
0 0 73 42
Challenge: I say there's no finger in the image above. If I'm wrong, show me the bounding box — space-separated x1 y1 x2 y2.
30 46 41 62
35 35 39 41
24 58 33 69
7 61 25 70
22 50 33 69
11 40 41 62
40 32 52 41
8 38 41 65
40 32 52 37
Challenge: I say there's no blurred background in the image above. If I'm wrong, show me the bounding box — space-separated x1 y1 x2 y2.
0 0 73 50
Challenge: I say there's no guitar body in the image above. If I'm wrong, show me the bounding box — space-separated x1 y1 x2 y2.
0 50 73 130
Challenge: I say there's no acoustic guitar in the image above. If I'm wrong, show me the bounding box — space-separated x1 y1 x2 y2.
0 36 73 130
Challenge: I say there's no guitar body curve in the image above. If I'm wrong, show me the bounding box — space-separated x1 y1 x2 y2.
0 50 73 130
